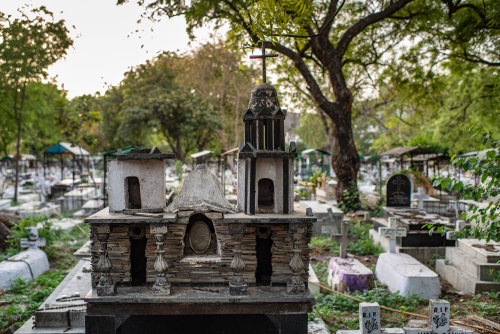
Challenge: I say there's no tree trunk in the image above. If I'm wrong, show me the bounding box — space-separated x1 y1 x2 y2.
14 116 21 203
329 104 360 202
175 137 185 163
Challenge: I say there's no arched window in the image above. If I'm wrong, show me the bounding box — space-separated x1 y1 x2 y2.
125 176 141 209
184 214 216 255
258 178 274 211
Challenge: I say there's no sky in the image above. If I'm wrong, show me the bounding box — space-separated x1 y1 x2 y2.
1 0 222 98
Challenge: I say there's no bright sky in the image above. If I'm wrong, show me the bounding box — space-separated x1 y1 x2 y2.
1 1 221 98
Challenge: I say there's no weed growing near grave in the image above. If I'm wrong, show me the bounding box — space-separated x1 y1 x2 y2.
428 254 445 270
310 223 383 256
0 220 89 332
338 183 362 213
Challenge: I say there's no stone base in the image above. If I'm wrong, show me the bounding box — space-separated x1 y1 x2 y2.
375 253 440 299
286 278 306 294
369 229 446 263
337 328 404 334
97 283 116 296
404 326 473 334
152 282 171 295
229 282 248 295
327 257 375 293
85 313 308 334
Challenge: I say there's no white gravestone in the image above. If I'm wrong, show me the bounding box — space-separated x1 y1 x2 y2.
20 227 46 248
379 217 406 253
321 207 342 234
445 220 466 241
415 187 430 210
331 220 359 258
404 300 473 334
337 302 404 334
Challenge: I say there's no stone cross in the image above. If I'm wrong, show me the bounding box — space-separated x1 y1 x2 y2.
331 220 359 258
250 41 279 83
446 220 466 240
404 299 473 334
20 227 46 248
379 217 406 253
415 187 430 210
321 208 341 234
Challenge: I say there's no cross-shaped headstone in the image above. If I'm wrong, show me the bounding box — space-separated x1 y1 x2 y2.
331 220 359 258
321 207 341 234
250 41 279 83
20 227 46 248
37 173 46 204
404 299 473 334
379 217 407 253
446 220 466 240
415 187 430 210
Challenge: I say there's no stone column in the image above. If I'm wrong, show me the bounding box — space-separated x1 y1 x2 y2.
228 223 247 296
151 223 170 295
94 224 116 296
287 223 307 294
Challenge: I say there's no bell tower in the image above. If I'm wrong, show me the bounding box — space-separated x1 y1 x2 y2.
237 42 297 215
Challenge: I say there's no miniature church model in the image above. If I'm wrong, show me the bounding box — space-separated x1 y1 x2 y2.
84 44 316 334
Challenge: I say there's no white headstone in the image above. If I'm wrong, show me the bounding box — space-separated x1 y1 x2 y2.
415 187 430 210
446 220 466 240
379 217 407 253
359 302 381 334
20 227 47 248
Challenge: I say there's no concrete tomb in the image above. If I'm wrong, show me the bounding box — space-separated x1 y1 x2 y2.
327 220 375 293
370 207 457 263
0 228 49 290
82 64 317 333
403 299 473 334
336 302 404 334
375 217 440 299
436 238 500 293
299 200 345 235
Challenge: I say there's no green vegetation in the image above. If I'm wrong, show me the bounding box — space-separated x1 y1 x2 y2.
310 222 383 257
0 220 89 332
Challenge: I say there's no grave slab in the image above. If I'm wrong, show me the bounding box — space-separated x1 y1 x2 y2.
299 200 344 236
375 252 440 299
327 257 375 293
436 238 500 293
16 259 90 334
0 248 49 290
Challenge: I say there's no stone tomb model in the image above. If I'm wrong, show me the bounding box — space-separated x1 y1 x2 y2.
375 217 440 300
84 80 316 334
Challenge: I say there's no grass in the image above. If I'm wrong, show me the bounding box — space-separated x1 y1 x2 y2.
310 221 384 256
0 219 89 332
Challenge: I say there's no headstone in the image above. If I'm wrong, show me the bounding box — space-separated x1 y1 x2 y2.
331 220 359 258
321 208 342 234
386 174 411 207
336 302 404 334
379 217 406 253
37 173 47 204
404 300 473 334
328 220 375 293
446 220 466 240
20 227 46 248
415 187 430 210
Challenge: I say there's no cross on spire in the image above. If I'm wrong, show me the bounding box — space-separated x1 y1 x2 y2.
250 41 279 83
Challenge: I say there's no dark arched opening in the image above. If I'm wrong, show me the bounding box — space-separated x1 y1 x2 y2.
258 178 274 211
126 176 141 209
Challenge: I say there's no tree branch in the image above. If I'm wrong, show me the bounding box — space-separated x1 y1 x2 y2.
335 0 414 59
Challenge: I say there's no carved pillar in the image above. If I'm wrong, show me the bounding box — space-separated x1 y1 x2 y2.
151 223 170 295
287 223 307 294
228 223 247 296
94 224 116 296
